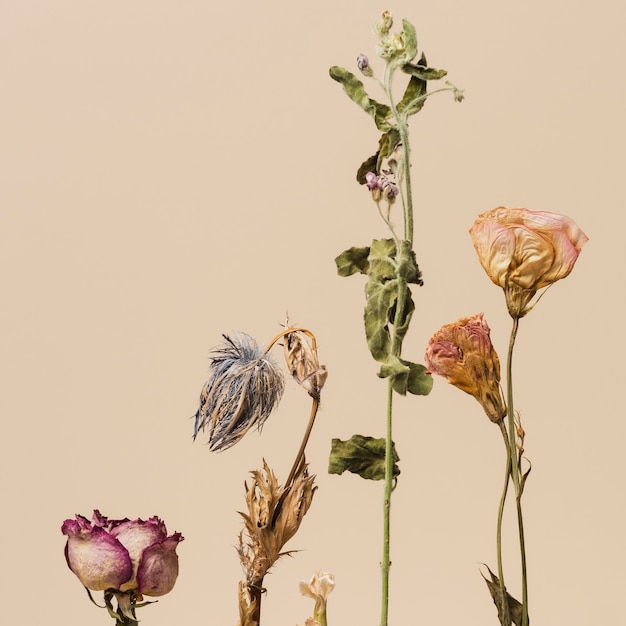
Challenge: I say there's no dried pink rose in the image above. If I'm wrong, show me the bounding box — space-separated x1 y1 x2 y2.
469 207 588 318
62 510 183 598
425 313 506 422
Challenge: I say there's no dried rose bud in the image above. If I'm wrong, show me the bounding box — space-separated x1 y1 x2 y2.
62 510 183 618
425 313 506 422
470 207 588 318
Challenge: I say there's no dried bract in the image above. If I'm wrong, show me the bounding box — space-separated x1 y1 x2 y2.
237 460 316 587
283 330 327 400
193 333 285 451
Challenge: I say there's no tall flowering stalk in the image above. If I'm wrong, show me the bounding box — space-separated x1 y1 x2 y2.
427 207 588 625
329 11 462 624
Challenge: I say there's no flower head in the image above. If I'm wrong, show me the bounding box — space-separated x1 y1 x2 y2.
469 207 588 318
425 313 506 422
62 510 183 618
300 571 335 626
193 332 285 451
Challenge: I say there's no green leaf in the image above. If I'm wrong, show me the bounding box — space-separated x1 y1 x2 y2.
364 278 398 361
368 238 397 282
335 246 370 277
405 362 433 395
397 75 427 117
401 19 418 64
329 66 393 131
402 63 448 81
377 356 433 396
329 434 400 481
397 241 423 285
356 153 379 185
356 129 402 184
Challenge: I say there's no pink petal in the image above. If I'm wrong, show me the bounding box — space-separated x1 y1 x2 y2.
136 532 184 597
62 514 132 591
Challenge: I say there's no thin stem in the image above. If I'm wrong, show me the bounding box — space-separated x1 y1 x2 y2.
505 316 528 626
381 380 394 626
496 419 512 626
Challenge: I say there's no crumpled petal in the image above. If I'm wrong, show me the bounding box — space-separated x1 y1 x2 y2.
470 207 588 317
62 514 132 591
136 532 184 596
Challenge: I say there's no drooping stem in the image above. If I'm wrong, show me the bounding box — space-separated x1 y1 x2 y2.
505 316 528 626
496 419 512 626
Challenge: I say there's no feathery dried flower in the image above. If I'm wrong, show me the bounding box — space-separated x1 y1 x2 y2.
425 313 506 422
193 333 285 451
237 460 316 587
283 330 327 400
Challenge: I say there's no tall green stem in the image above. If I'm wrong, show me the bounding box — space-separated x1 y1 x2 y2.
381 380 394 626
505 316 528 626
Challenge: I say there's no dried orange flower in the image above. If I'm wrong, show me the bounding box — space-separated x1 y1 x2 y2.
425 313 506 422
470 207 588 318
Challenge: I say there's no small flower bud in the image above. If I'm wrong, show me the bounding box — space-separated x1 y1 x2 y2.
374 10 393 37
357 53 373 77
382 180 399 204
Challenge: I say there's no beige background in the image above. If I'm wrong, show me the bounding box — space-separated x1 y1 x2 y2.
1 1 623 624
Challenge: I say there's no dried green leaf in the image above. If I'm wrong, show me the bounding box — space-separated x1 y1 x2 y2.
405 362 433 396
335 246 370 277
364 278 398 361
397 75 427 117
402 63 447 81
329 66 393 131
356 129 402 184
368 238 397 281
329 434 400 481
377 356 433 396
481 564 525 626
401 19 418 64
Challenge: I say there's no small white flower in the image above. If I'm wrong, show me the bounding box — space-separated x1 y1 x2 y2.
299 571 335 601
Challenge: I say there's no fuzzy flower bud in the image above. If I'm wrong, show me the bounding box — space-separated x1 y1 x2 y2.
470 207 588 318
373 10 393 37
425 313 506 422
357 53 373 77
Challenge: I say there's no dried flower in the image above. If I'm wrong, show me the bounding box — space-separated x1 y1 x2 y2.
62 511 183 621
469 207 588 318
283 330 327 400
237 460 316 586
193 333 285 451
425 313 506 422
300 571 335 626
237 461 316 625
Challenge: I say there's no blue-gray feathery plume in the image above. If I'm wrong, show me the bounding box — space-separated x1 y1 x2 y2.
193 333 285 451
